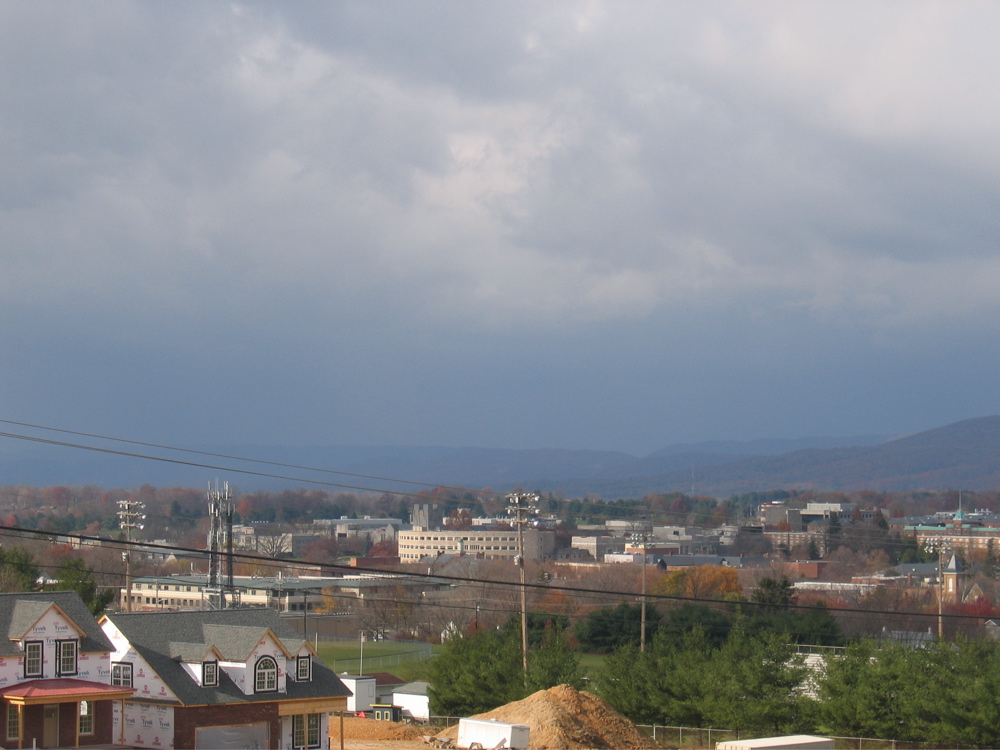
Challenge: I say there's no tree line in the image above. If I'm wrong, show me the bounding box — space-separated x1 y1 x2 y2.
429 593 1000 747
599 628 1000 747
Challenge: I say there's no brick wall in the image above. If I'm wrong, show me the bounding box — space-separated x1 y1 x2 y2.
173 702 280 750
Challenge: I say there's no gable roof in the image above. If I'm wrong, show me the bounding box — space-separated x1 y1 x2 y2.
945 554 965 574
201 624 291 661
0 591 113 657
369 672 404 687
393 680 429 696
169 642 223 663
102 608 350 707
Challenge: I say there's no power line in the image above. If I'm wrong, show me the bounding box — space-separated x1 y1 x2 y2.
0 420 985 560
0 418 467 492
0 429 451 499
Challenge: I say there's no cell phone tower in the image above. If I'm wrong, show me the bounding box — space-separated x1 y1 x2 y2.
206 481 238 608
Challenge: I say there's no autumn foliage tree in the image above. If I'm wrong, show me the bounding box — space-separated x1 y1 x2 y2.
367 539 398 558
653 565 742 601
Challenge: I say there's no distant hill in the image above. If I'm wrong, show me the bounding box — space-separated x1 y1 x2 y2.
2 418 999 497
527 417 1000 497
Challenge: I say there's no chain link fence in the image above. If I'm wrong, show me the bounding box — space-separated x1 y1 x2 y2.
633 726 983 750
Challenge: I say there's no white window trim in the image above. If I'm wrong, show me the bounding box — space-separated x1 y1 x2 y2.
203 660 218 687
254 656 277 693
296 656 311 682
57 640 78 676
23 641 43 677
111 662 133 687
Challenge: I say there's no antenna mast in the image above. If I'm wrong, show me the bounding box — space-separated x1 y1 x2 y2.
207 481 237 608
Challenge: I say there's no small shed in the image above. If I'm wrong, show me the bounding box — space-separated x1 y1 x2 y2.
392 680 430 721
340 674 377 713
717 735 834 750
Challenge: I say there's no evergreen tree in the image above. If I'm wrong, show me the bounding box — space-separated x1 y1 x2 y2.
429 616 584 716
983 539 999 579
428 628 524 716
526 621 583 693
0 546 39 592
52 557 116 615
573 602 660 652
700 626 807 735
751 576 796 612
595 628 712 727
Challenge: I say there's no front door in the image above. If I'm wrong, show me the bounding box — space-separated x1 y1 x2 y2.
42 704 59 748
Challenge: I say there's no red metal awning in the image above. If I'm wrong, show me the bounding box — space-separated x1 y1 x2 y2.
2 678 135 705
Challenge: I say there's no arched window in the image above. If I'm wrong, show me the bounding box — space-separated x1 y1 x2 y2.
255 656 277 693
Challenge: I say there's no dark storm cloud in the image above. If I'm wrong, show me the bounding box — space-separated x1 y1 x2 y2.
2 2 999 454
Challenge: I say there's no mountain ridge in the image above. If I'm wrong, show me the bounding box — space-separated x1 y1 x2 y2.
0 418 995 497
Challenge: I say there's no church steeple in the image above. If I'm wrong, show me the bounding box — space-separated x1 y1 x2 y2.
943 553 967 604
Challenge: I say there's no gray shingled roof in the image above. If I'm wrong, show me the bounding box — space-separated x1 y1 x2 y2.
103 608 350 707
168 642 219 662
0 591 114 657
393 680 429 696
201 624 285 661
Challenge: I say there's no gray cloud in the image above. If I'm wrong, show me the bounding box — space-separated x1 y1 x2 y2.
2 2 999 456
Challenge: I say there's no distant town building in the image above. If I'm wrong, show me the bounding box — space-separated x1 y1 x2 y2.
904 509 1000 556
396 528 556 563
410 503 443 531
122 573 441 613
570 535 624 561
312 517 407 541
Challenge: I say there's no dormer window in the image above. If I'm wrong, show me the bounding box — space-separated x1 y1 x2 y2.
23 642 42 678
254 656 277 693
203 660 218 687
297 656 311 682
57 640 78 676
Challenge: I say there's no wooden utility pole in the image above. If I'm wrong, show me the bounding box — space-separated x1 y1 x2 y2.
636 533 651 653
117 497 145 612
507 492 537 682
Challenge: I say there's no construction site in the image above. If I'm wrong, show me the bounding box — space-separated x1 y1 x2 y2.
332 685 655 750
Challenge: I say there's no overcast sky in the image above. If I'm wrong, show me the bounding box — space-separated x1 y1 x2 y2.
2 2 999 457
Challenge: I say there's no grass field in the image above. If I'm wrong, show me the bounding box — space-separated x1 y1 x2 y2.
316 640 437 677
577 652 606 676
316 640 606 683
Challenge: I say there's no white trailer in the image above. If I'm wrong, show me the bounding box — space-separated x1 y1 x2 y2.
457 718 530 750
716 735 834 750
339 675 376 713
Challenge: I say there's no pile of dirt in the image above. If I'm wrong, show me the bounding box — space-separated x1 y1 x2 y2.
337 716 428 741
440 684 653 750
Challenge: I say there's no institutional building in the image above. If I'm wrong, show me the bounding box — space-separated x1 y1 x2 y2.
396 528 555 563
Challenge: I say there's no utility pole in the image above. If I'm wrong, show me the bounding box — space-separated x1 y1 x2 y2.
117 497 145 612
635 533 651 653
507 492 537 683
928 541 948 641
